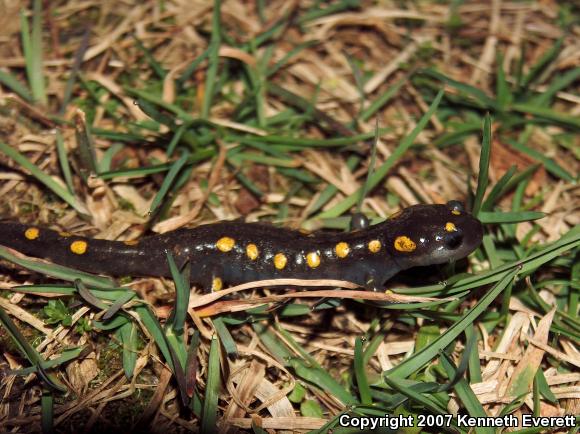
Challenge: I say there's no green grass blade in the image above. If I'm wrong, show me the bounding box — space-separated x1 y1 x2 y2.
0 70 33 101
0 142 88 214
478 211 545 224
118 321 139 379
472 113 491 216
55 129 75 194
0 246 115 289
149 150 189 214
511 103 580 130
532 67 580 107
387 268 517 379
201 0 222 119
495 53 512 111
0 307 66 392
166 253 190 333
354 337 372 405
134 305 174 372
440 354 492 434
520 37 563 89
318 90 444 218
481 165 517 211
212 317 237 357
41 390 54 434
359 77 406 122
506 139 575 181
201 336 220 434
20 0 47 105
419 68 498 109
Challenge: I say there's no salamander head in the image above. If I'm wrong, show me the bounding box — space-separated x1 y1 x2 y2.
384 201 483 269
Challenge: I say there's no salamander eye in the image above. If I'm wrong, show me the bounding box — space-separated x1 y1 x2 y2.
447 200 465 213
444 230 463 249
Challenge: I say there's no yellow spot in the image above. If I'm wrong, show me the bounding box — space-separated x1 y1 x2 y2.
451 209 461 216
24 227 40 240
335 242 350 258
274 253 287 270
59 231 72 238
368 239 382 253
246 243 259 260
124 240 139 246
211 277 223 291
299 228 311 236
216 236 235 252
70 240 88 255
388 210 403 220
445 222 457 232
394 236 416 252
306 252 321 268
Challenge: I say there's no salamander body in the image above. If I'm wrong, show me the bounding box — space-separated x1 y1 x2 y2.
0 201 483 291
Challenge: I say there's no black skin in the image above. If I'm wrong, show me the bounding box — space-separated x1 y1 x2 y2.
0 201 483 292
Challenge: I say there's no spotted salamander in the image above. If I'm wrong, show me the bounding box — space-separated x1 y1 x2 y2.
0 201 483 291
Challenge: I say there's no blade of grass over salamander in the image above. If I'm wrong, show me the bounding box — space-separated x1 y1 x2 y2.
201 0 222 120
386 268 517 379
201 336 220 434
0 142 88 214
317 90 444 219
0 246 114 289
472 113 491 216
166 254 190 334
0 307 66 392
149 150 190 215
20 0 46 105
